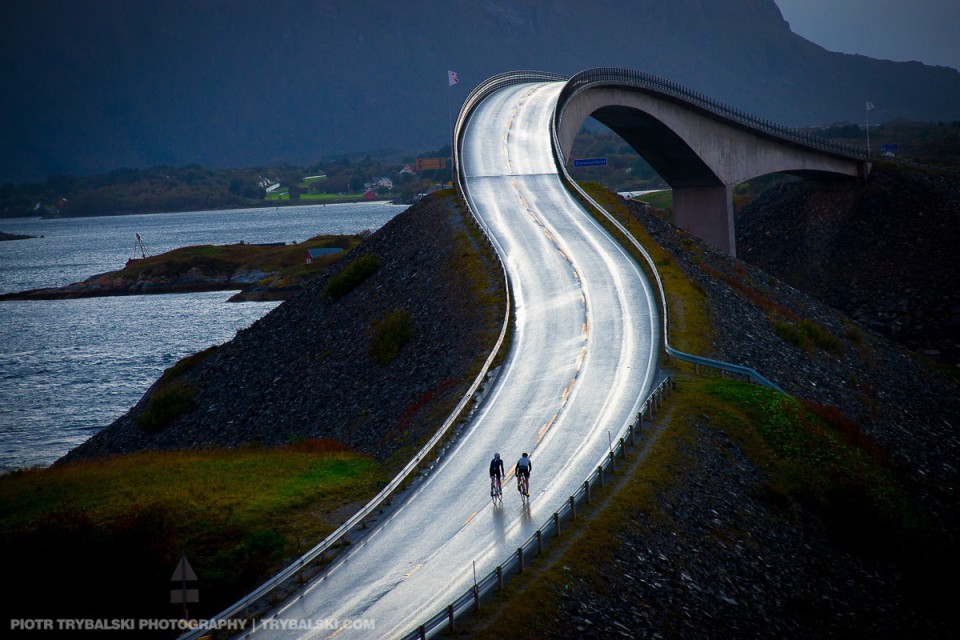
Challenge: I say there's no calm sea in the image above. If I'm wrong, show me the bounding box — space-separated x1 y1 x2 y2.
0 202 404 472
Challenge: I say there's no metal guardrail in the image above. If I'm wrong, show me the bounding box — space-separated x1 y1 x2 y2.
453 70 569 191
189 68 794 640
176 118 522 640
554 67 868 161
552 149 785 393
551 68 788 393
402 69 788 638
398 375 674 640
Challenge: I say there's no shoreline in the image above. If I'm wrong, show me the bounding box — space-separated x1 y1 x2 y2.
0 196 406 223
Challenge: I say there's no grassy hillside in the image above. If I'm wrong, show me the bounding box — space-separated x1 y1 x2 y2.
1 440 384 628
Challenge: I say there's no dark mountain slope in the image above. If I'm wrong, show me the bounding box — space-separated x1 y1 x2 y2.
3 0 959 183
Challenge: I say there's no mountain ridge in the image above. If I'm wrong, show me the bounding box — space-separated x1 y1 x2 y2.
2 0 959 184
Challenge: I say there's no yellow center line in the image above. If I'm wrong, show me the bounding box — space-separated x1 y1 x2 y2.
463 511 478 527
403 563 424 580
536 413 558 444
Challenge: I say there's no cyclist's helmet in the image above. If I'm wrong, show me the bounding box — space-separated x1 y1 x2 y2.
522 452 528 457
494 453 500 459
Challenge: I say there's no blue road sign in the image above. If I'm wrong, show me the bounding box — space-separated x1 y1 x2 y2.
573 157 607 167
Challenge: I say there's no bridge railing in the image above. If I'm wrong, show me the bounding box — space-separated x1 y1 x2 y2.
453 70 569 192
554 67 868 161
550 129 784 392
549 72 785 392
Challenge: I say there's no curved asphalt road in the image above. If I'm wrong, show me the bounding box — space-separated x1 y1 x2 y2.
243 81 659 639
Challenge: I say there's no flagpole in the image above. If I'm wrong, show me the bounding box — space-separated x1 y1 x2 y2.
446 70 459 184
865 101 872 158
448 83 454 179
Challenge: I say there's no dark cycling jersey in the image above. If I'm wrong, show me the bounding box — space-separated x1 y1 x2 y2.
490 457 504 478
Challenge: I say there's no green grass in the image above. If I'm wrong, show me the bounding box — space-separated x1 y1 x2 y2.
0 441 385 620
579 182 712 358
266 192 374 202
116 234 361 286
324 254 380 299
633 188 673 211
468 376 934 638
135 380 196 433
369 308 414 364
774 318 844 355
705 379 923 545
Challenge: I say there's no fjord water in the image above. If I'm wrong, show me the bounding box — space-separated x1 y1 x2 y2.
0 202 404 472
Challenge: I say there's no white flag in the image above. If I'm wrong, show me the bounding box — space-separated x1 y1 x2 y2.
865 101 875 111
448 70 459 87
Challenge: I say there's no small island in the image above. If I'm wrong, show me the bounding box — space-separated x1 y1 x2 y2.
0 231 36 241
0 233 362 302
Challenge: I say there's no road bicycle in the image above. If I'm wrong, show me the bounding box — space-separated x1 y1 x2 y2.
490 475 503 505
517 473 529 502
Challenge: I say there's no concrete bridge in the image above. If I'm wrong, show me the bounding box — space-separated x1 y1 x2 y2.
552 68 871 255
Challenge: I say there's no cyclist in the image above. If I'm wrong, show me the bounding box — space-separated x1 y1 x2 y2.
489 453 505 497
515 452 532 495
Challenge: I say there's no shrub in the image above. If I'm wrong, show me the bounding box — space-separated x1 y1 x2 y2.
774 319 843 355
136 381 196 433
323 254 380 299
369 309 414 365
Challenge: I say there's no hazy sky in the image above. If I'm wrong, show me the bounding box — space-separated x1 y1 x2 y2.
775 0 960 71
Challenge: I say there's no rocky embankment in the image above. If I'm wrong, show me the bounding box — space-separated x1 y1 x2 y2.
60 175 959 636
737 162 960 369
479 185 960 640
489 192 959 639
60 192 504 464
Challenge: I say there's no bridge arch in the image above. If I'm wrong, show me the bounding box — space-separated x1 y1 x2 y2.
553 69 870 255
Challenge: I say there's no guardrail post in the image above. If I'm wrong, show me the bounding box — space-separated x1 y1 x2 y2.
554 512 561 536
497 565 503 590
447 604 455 632
473 584 480 610
570 495 576 520
619 437 626 458
629 423 636 446
598 465 604 488
609 450 616 473
517 547 524 573
418 625 426 640
585 480 591 503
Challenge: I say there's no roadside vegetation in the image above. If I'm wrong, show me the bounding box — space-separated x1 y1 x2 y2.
323 253 381 299
578 181 712 360
120 234 358 282
0 190 509 632
0 440 385 627
369 308 415 365
466 374 940 637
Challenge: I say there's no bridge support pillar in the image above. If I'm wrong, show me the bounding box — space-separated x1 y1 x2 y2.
672 185 736 256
